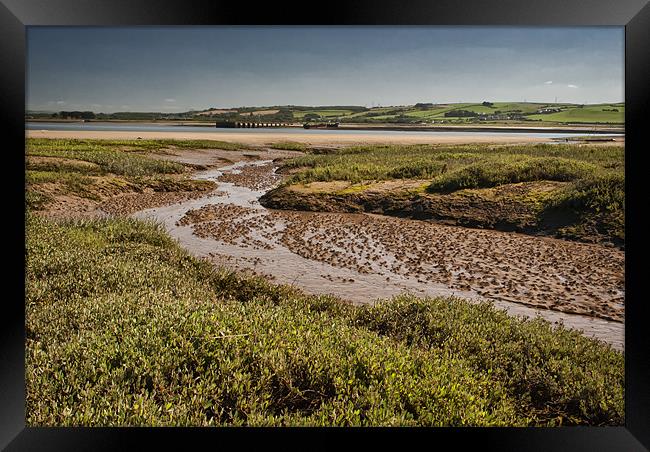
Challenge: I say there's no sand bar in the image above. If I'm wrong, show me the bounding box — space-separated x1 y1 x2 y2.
27 129 555 146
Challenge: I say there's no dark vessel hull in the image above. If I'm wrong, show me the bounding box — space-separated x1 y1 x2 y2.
303 122 339 129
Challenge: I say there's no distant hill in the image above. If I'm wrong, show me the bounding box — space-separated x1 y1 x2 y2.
27 102 624 125
190 102 624 125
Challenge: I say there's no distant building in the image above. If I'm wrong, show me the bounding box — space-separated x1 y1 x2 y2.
478 112 525 121
536 108 561 114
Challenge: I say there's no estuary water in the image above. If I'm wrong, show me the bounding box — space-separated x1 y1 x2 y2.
26 122 619 140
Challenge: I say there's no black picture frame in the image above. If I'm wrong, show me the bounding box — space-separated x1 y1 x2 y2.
2 0 649 449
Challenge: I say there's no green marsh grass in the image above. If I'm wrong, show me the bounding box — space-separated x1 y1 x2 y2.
279 143 624 244
25 138 221 205
26 215 624 426
26 170 100 200
426 157 597 192
270 141 308 151
284 143 623 186
27 144 185 177
26 138 250 176
28 138 247 152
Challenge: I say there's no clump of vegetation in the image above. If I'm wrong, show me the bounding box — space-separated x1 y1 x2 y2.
126 176 216 193
542 174 625 244
25 138 220 208
353 296 624 425
26 215 624 426
549 174 625 214
283 143 622 186
26 170 100 200
426 157 596 192
28 140 185 177
285 145 463 183
154 139 247 151
25 190 53 210
28 138 247 153
275 143 624 245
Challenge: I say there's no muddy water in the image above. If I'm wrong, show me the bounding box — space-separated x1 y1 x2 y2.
133 160 624 351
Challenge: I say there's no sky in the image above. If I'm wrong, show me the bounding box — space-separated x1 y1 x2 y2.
26 26 624 113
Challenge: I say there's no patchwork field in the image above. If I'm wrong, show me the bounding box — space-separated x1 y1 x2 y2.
282 103 624 125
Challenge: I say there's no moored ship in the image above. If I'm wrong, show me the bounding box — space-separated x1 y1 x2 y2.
303 122 339 129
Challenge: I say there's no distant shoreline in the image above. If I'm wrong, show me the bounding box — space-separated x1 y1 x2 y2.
26 119 624 135
337 124 623 134
27 130 626 147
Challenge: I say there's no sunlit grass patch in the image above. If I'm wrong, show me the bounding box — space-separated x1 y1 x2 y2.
276 143 624 245
26 170 99 200
426 157 597 192
26 215 624 426
26 138 252 177
25 190 54 210
284 143 622 186
27 147 185 177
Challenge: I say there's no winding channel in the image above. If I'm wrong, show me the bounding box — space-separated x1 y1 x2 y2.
132 159 625 351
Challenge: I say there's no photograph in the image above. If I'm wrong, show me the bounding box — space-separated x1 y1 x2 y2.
24 25 627 427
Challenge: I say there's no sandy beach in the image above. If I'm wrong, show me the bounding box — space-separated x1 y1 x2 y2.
26 129 556 146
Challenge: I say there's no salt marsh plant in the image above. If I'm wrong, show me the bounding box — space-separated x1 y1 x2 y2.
26 215 624 427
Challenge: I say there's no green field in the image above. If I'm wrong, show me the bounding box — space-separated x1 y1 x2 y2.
292 109 357 119
34 102 625 125
353 103 624 124
288 102 624 125
527 104 625 123
26 214 624 426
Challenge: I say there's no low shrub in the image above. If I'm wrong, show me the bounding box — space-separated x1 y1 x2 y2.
427 158 597 193
25 216 624 426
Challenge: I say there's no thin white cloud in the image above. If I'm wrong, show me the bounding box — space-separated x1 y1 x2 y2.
164 98 176 102
56 100 66 105
567 84 578 88
544 80 553 85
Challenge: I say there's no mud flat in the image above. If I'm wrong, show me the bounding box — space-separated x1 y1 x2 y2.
133 159 625 351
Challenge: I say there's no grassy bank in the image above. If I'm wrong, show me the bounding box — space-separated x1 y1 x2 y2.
25 138 236 212
270 141 309 151
266 143 624 246
283 143 623 185
26 215 623 426
28 137 247 153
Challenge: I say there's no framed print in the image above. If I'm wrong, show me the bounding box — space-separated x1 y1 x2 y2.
2 0 649 449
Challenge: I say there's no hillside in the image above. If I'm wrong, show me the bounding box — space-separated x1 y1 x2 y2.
28 102 625 126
